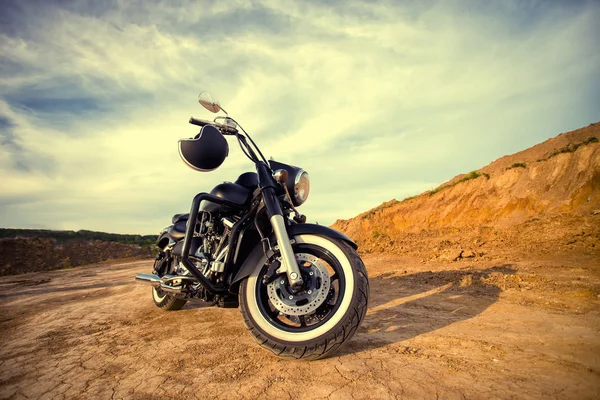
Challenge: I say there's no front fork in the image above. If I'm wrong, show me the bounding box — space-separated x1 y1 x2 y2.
270 214 303 290
258 163 304 291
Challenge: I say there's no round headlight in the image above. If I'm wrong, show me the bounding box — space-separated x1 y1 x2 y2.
293 170 310 206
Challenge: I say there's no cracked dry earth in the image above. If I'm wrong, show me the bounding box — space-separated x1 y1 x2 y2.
1 254 599 399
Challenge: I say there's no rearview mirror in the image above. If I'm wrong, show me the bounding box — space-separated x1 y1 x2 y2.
198 91 221 113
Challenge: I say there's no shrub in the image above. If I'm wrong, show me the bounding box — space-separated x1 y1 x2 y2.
507 162 526 170
428 170 485 196
545 136 598 160
458 171 481 183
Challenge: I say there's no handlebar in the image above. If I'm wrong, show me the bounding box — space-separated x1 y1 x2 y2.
189 117 238 135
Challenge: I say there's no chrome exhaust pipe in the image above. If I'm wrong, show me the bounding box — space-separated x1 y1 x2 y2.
135 273 197 294
135 273 162 286
158 283 184 294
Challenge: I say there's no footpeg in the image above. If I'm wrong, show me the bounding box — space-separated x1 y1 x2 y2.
217 295 239 308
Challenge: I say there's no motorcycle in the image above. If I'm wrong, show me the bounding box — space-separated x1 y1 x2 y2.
136 92 369 360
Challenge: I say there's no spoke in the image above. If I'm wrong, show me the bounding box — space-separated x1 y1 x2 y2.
265 303 280 319
327 290 338 305
299 315 307 327
261 292 281 319
316 304 333 320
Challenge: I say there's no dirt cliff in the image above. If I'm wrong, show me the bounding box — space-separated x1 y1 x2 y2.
0 237 151 276
332 122 600 259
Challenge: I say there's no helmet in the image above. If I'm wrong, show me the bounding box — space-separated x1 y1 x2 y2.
178 125 229 172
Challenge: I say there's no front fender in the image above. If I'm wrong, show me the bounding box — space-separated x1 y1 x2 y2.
287 223 357 250
229 223 357 293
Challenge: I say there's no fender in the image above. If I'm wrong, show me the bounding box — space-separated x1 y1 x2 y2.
287 223 357 250
156 231 170 250
156 230 198 256
229 223 357 292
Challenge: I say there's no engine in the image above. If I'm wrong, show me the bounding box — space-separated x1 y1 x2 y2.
174 212 239 304
195 212 239 278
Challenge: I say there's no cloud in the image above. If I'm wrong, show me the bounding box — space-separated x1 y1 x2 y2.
0 0 599 233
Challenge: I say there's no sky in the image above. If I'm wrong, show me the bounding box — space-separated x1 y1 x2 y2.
1 0 599 234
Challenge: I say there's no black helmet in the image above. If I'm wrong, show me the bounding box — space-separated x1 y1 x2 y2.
178 125 229 172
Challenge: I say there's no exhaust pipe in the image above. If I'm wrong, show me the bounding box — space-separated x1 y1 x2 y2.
158 283 184 294
135 273 162 286
135 273 197 294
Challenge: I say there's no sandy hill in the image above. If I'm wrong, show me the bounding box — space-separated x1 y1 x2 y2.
332 122 600 260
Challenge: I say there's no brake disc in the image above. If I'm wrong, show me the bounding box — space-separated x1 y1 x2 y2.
267 253 330 316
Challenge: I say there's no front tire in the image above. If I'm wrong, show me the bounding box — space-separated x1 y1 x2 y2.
239 234 369 360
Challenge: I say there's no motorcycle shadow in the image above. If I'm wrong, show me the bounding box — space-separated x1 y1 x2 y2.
339 264 516 356
182 300 219 309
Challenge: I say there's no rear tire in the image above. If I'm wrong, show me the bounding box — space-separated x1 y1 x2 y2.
239 234 369 360
152 253 187 311
152 286 187 311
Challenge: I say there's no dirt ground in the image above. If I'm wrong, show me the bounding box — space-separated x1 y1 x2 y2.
0 253 599 400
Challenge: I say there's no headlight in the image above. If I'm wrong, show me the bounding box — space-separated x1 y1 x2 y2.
293 170 310 206
268 160 310 207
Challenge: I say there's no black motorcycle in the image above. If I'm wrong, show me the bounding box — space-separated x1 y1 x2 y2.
136 92 369 359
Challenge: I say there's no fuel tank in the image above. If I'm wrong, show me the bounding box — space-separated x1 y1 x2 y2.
200 182 252 213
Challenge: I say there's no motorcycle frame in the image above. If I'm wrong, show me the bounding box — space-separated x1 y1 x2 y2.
180 192 243 295
174 126 357 297
179 161 294 295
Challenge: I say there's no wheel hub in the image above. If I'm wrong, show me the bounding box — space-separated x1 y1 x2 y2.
267 253 330 316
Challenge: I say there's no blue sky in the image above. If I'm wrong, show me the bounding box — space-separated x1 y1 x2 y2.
1 0 599 234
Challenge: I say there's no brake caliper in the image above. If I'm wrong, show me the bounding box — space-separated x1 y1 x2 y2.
262 259 282 285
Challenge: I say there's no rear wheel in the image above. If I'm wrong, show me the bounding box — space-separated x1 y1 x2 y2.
152 254 187 311
152 285 187 311
239 234 369 360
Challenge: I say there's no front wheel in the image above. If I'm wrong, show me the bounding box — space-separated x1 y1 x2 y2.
239 234 369 360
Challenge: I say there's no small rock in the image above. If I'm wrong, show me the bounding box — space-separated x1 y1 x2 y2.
440 249 463 262
460 275 473 286
593 209 600 215
463 250 476 258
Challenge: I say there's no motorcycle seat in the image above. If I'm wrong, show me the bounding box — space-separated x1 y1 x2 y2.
168 227 186 240
172 213 189 224
168 217 188 240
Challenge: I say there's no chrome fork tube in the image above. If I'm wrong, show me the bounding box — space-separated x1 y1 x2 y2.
270 214 303 290
257 161 304 290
